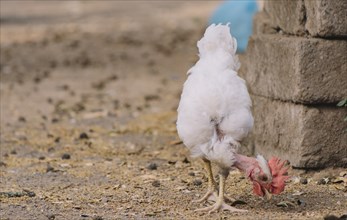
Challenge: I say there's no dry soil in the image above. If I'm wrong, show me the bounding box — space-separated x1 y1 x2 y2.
0 2 346 220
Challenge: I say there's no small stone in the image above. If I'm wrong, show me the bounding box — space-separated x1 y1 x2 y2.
47 134 54 138
93 216 104 220
324 215 340 220
24 190 36 197
317 178 329 185
62 153 71 160
46 165 55 172
182 157 190 164
188 172 195 176
297 199 306 206
147 163 157 170
18 116 26 122
79 132 89 139
168 161 176 165
145 213 156 217
193 179 202 186
47 214 56 220
331 177 344 184
300 178 308 185
339 171 347 177
54 137 60 143
0 162 7 167
81 214 89 218
152 180 160 187
231 200 247 205
39 156 46 160
51 118 59 123
144 94 160 101
124 103 131 109
10 150 17 155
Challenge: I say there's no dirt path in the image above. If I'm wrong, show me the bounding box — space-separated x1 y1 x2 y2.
0 2 346 219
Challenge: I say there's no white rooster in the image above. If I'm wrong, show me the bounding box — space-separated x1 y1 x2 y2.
177 24 288 213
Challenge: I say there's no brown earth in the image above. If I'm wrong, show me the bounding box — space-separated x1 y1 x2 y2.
0 2 346 220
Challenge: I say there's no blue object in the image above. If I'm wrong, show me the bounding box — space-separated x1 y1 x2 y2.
209 0 259 53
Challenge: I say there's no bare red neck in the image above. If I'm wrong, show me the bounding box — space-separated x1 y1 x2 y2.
234 154 258 178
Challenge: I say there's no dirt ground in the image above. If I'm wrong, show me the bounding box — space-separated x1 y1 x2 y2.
0 2 346 220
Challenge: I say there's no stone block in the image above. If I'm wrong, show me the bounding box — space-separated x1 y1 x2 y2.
264 0 306 35
243 34 347 104
252 12 277 35
305 0 347 37
248 95 347 168
264 0 347 37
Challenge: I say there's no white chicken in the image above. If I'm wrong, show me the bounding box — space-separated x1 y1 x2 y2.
177 24 288 213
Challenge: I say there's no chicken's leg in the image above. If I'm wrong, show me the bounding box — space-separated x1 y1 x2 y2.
195 169 247 213
193 159 218 203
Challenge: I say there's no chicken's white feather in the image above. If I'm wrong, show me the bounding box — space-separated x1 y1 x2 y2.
256 155 272 179
177 24 253 168
197 23 240 72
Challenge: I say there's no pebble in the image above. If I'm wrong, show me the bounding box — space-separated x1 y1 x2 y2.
79 132 89 139
144 94 160 101
54 137 60 143
323 215 347 220
168 161 176 165
46 165 55 172
152 180 160 187
47 214 55 220
147 162 157 170
182 157 190 164
193 179 202 186
23 190 36 197
0 190 35 198
145 213 156 217
188 172 195 176
300 178 308 185
297 199 306 206
340 171 347 177
62 153 71 160
18 116 26 122
231 200 247 205
51 118 59 123
331 177 344 184
10 150 17 155
39 156 45 160
317 178 329 185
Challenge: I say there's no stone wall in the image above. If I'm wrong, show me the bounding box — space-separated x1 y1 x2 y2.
242 0 347 168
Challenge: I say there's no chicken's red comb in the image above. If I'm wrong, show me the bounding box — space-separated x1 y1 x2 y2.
268 157 289 177
268 157 290 194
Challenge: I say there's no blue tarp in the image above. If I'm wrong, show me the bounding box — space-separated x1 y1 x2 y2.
209 0 259 53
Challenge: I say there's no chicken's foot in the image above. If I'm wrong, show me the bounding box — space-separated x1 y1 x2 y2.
193 159 218 203
195 171 247 213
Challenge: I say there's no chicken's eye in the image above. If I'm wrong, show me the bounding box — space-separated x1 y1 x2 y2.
259 175 268 182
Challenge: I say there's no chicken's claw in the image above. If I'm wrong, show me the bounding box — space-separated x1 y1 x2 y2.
195 201 247 214
192 190 218 203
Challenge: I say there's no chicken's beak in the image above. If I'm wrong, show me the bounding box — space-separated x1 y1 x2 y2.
264 188 272 201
